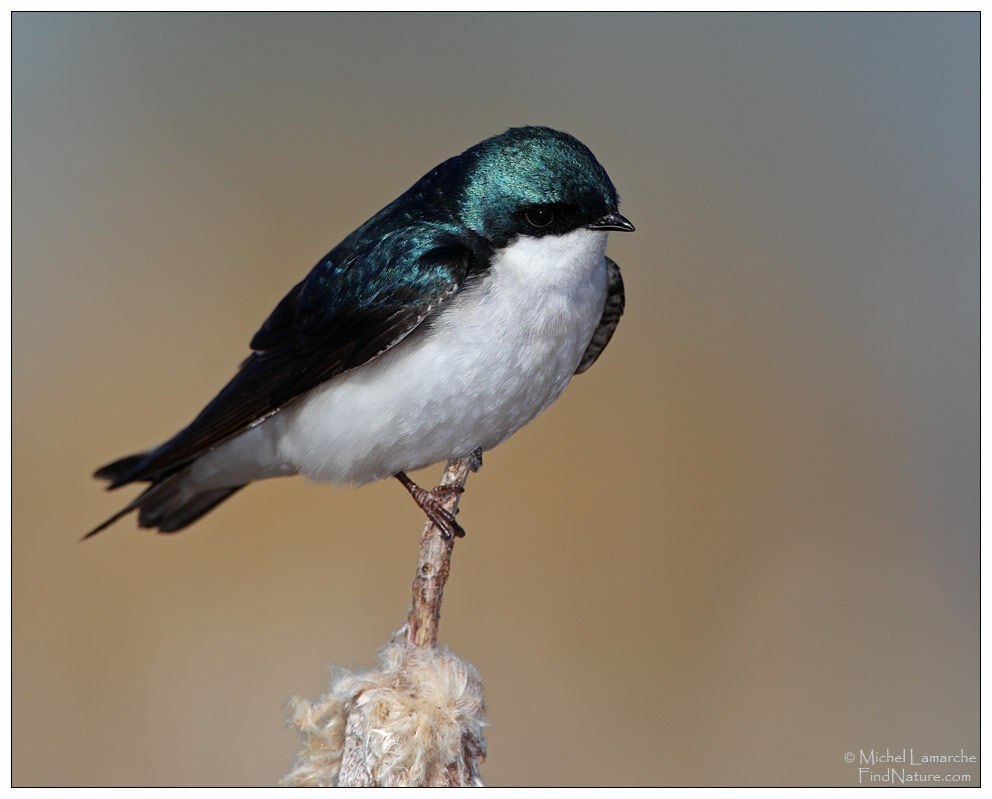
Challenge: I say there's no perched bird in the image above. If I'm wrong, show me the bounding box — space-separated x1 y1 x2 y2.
86 126 633 540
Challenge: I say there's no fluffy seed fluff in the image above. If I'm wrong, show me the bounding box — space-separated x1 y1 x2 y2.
281 639 487 787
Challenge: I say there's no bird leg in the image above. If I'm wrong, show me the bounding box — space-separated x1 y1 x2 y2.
395 471 466 539
468 447 483 472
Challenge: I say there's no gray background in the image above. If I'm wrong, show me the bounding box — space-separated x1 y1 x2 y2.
13 12 978 786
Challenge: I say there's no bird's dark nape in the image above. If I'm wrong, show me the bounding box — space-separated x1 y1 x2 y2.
84 469 245 539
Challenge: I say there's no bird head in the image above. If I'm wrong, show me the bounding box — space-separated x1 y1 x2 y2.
442 126 634 247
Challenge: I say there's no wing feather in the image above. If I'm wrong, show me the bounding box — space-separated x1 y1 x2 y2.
101 236 477 487
575 256 625 375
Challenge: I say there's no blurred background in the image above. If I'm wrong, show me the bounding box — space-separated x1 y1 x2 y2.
13 12 978 786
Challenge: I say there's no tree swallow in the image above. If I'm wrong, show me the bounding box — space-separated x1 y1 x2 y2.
86 126 634 540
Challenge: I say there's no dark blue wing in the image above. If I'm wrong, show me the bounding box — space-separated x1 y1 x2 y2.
575 256 624 375
100 231 478 487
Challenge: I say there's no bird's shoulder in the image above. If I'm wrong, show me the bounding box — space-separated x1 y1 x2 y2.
250 220 483 355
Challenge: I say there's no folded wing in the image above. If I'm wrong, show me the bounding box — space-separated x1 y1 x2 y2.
98 235 477 490
575 256 625 375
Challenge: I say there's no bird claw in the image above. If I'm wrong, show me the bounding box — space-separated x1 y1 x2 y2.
429 484 465 499
419 493 465 540
395 472 466 539
469 448 483 472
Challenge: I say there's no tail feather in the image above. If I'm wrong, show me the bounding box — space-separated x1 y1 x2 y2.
84 469 245 539
94 451 152 485
82 499 144 540
145 484 245 534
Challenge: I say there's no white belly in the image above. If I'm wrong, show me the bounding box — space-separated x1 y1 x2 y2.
192 228 609 488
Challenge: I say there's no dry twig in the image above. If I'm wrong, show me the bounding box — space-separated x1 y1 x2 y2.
405 456 474 648
282 457 487 787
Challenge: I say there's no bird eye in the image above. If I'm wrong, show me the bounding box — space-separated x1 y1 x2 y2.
524 207 554 229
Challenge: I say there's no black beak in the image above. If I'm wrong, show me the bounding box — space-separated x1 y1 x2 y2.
587 211 635 232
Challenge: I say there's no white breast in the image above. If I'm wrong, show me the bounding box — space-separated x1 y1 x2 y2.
192 228 610 489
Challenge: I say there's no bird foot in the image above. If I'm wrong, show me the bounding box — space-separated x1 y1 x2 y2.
469 447 484 472
395 473 466 539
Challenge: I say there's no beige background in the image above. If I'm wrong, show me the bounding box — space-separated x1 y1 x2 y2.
13 12 978 786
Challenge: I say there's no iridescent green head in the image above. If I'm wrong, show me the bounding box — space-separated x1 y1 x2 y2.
347 127 632 255
441 126 631 247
